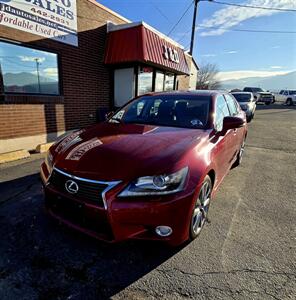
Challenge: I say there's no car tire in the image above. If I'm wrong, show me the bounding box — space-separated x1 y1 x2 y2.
231 138 246 169
189 175 212 241
287 98 293 106
266 101 271 105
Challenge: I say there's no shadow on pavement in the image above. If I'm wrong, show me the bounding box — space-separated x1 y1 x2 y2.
255 103 296 111
0 174 181 300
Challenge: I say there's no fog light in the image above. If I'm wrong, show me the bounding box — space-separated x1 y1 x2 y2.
155 226 172 237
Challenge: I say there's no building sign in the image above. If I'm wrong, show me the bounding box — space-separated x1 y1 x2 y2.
0 0 78 46
163 45 180 64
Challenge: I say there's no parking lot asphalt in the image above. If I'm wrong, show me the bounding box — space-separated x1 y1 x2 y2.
0 103 295 300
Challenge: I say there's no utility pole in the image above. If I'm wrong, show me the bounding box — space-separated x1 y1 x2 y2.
35 58 41 93
190 0 212 55
189 0 199 55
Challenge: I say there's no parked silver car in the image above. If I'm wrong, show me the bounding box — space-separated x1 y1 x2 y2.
231 92 256 122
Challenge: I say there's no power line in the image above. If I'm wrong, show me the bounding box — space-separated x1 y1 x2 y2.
206 0 296 12
167 0 194 37
152 4 171 23
198 25 296 34
176 28 192 43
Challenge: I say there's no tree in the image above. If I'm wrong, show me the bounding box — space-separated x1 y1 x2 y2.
196 63 221 90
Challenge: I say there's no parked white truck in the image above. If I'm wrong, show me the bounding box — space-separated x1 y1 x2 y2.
275 90 296 105
243 87 275 105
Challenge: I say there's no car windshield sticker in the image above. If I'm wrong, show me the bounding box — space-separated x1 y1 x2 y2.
65 138 103 161
191 119 203 127
55 130 84 154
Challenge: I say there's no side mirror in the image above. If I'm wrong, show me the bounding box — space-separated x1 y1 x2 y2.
223 116 244 131
105 111 114 120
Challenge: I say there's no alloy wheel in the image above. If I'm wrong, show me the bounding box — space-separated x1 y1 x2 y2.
238 140 246 164
191 179 212 236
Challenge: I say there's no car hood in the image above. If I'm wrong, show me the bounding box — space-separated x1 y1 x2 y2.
52 123 210 181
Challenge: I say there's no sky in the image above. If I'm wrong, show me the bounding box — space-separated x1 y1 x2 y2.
98 0 296 81
0 41 58 80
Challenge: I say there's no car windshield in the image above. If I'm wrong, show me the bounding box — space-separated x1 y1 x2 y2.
109 95 211 129
251 88 264 92
232 93 252 102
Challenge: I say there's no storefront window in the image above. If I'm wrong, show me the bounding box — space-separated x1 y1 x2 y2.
155 71 165 92
164 73 175 91
0 41 60 95
138 66 153 95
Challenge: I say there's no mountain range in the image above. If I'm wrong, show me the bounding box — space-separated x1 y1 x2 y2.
220 71 296 91
3 72 58 94
3 72 56 86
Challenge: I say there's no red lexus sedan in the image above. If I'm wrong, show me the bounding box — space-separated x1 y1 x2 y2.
41 91 247 246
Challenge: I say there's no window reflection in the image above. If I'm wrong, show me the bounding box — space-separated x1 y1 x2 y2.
0 41 60 95
138 66 153 95
165 73 175 91
155 71 164 92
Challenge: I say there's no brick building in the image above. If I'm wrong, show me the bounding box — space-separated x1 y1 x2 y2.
0 0 197 154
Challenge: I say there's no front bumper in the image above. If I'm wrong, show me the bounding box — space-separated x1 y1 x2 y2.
256 97 272 103
242 109 253 117
41 163 196 246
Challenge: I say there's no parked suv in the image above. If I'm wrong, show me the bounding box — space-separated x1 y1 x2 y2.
243 87 274 105
276 90 296 106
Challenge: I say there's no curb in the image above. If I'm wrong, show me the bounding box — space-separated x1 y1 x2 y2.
35 142 54 153
0 150 30 164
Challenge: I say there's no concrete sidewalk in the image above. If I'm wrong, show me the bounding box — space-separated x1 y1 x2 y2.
0 153 45 183
0 153 45 207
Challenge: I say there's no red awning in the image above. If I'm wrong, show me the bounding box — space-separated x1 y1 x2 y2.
104 24 190 75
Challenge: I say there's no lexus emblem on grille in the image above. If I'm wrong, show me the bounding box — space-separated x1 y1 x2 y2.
65 180 79 194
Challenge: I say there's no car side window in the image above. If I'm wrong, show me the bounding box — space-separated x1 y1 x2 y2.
215 95 230 131
279 90 284 95
224 94 239 116
284 91 288 96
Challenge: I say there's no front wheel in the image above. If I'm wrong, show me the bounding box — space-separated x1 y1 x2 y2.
287 99 293 106
189 176 212 241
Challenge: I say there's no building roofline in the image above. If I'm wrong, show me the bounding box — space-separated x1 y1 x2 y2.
184 52 199 70
86 0 131 23
107 21 184 49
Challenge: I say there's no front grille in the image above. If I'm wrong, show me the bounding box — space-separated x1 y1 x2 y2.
45 195 114 241
260 95 273 101
49 169 108 207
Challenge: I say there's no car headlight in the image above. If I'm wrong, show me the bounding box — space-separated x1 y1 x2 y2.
118 166 189 197
45 150 54 173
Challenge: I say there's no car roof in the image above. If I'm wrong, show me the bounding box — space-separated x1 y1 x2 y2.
141 90 227 98
231 92 252 95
